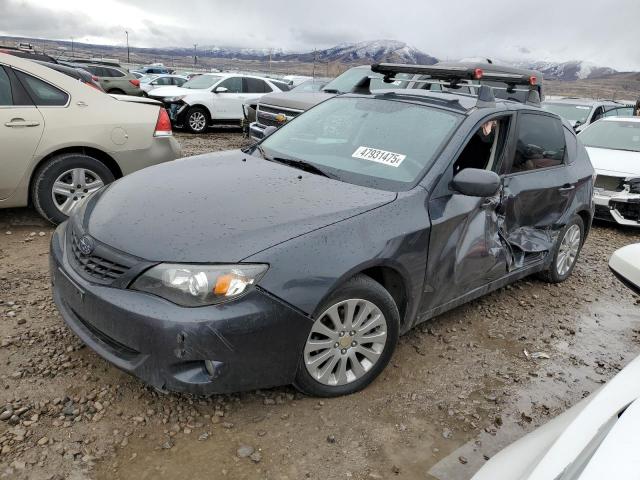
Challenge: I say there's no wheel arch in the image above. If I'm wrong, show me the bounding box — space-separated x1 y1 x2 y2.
576 209 592 242
29 147 122 204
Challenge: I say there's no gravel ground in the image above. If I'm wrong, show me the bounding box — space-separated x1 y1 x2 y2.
0 131 639 480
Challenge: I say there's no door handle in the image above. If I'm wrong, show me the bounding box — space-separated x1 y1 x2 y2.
4 119 40 128
559 184 575 192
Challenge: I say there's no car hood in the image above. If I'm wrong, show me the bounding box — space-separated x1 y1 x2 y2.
258 91 335 111
147 86 202 98
586 146 640 177
84 150 396 262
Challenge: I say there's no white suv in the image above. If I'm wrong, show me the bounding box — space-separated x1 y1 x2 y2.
149 73 289 133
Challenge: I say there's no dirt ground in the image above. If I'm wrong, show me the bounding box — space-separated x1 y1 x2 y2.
0 130 639 480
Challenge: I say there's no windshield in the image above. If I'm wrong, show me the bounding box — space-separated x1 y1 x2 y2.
322 68 412 94
580 120 640 152
259 97 461 190
542 103 592 124
181 75 222 89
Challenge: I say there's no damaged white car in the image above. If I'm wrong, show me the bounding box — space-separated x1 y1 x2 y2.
580 117 640 227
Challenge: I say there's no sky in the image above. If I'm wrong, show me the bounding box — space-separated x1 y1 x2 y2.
1 0 639 70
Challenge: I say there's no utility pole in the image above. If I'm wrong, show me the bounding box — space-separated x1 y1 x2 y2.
125 30 130 64
312 49 317 78
193 44 197 66
269 48 272 76
71 37 74 57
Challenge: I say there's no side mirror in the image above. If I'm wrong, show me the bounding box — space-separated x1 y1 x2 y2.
452 168 501 197
214 86 229 93
609 244 640 294
263 126 277 138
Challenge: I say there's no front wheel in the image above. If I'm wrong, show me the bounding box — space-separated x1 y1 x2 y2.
185 107 209 134
539 215 584 283
294 275 400 397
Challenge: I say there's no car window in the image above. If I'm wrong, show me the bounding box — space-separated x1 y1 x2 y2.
454 116 512 175
14 71 68 106
106 68 125 78
243 78 272 93
271 80 291 91
216 76 242 93
181 75 222 90
154 77 172 86
542 103 592 126
260 96 461 190
510 113 566 173
0 67 12 106
173 78 187 86
580 120 640 152
603 107 634 118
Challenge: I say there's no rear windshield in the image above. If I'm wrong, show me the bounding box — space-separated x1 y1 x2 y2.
580 120 640 152
542 103 592 125
181 75 222 89
322 68 412 94
259 96 461 190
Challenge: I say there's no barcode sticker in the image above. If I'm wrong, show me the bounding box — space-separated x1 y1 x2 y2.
352 146 406 167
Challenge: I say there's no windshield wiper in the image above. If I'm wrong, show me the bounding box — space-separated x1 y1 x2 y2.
271 157 333 178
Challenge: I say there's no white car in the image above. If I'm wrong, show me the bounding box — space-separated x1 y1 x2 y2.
140 74 188 95
579 117 640 227
148 73 288 133
472 243 640 480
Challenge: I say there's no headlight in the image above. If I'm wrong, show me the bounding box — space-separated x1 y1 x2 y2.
164 95 185 102
131 264 268 307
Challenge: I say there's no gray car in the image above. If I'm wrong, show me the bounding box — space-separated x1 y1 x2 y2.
542 98 635 132
83 64 143 96
50 64 594 398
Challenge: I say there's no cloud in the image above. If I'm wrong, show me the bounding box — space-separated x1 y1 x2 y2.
1 0 639 70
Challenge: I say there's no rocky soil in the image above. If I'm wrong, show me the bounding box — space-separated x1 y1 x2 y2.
0 130 638 480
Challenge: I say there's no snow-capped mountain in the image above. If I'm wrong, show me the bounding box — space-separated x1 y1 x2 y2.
298 40 438 65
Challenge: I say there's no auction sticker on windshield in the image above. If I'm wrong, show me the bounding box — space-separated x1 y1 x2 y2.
352 146 406 167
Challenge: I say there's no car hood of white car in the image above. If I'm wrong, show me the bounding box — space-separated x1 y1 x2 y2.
147 86 205 98
472 354 640 480
586 146 640 177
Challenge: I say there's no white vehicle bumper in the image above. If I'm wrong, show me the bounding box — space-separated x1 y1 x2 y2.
593 189 640 227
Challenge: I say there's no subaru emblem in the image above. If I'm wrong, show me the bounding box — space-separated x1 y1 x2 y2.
78 235 95 256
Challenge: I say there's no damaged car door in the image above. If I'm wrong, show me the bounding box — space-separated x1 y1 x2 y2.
498 112 575 268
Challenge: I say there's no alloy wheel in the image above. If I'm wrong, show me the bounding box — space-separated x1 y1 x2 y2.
51 168 104 215
304 299 388 386
556 224 581 276
188 111 207 132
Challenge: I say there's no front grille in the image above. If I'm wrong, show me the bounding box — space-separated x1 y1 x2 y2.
594 204 614 221
256 104 302 128
595 175 624 192
611 201 640 222
72 307 140 358
70 230 130 283
256 114 281 128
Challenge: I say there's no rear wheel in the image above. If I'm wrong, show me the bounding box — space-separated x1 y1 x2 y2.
294 275 400 397
31 153 115 224
539 215 584 283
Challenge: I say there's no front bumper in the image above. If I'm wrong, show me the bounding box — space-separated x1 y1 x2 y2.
249 121 266 141
593 190 640 227
50 224 313 395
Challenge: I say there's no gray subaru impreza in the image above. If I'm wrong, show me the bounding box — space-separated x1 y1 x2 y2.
50 64 594 397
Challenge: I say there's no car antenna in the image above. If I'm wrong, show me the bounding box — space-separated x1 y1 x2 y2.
351 76 372 95
476 85 496 108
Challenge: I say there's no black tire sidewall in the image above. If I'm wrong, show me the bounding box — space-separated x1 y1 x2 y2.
294 275 400 397
32 154 115 225
185 107 209 134
547 215 585 283
108 89 125 95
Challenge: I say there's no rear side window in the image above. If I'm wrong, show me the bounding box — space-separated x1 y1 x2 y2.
154 77 172 86
105 68 125 78
15 71 69 106
173 78 186 86
244 78 272 93
271 81 290 91
0 67 12 106
510 113 566 173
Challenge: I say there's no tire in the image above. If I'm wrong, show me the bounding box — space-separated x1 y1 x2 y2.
108 89 125 95
538 215 584 283
31 153 115 225
294 275 400 397
185 106 209 134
